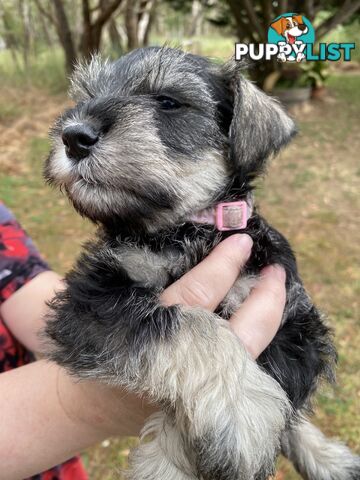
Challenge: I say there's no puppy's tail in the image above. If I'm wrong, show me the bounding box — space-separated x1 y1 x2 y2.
127 411 197 480
281 414 360 480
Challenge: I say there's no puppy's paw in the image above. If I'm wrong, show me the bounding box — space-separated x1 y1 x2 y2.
282 415 360 480
127 412 197 480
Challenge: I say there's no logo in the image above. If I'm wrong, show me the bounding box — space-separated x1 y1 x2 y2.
268 13 314 62
235 12 355 62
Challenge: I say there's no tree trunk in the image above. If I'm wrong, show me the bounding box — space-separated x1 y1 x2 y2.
143 2 156 46
227 0 277 87
53 0 77 73
0 3 22 71
80 0 123 59
125 0 139 50
137 0 156 46
108 18 124 54
38 6 54 47
18 0 31 71
187 0 203 37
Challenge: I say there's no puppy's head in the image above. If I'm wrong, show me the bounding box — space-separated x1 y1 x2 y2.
45 47 295 232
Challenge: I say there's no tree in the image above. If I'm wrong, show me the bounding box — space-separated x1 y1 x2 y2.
223 0 360 86
124 0 157 50
34 0 124 73
80 0 124 58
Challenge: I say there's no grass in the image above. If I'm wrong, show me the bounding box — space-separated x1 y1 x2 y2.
0 130 93 273
0 40 359 478
260 74 360 477
0 101 21 122
0 48 68 94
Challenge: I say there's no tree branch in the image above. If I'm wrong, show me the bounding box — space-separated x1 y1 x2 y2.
33 0 57 26
227 0 258 43
82 0 91 26
242 0 266 42
94 0 123 28
303 0 315 21
261 0 274 31
90 2 102 13
316 0 360 40
277 0 288 17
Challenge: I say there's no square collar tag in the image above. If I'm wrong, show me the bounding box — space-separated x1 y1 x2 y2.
215 201 248 231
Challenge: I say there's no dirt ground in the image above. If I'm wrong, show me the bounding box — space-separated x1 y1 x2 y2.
0 74 359 479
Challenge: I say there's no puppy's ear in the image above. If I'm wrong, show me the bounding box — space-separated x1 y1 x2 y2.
222 61 296 179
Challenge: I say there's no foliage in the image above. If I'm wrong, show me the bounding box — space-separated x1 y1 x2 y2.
272 60 330 89
300 60 330 88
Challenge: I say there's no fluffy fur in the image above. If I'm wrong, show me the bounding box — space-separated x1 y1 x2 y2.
43 47 359 479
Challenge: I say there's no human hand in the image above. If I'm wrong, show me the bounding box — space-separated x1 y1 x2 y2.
161 233 286 358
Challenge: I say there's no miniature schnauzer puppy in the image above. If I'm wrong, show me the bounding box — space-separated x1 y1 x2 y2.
44 47 360 480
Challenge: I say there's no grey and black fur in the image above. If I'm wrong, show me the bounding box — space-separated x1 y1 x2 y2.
44 47 360 480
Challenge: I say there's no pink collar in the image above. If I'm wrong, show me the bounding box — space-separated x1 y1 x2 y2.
190 195 253 231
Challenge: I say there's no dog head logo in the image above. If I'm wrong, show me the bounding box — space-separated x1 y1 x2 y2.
271 15 308 44
268 13 315 62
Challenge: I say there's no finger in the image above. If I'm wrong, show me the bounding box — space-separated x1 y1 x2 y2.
229 265 286 359
161 234 253 311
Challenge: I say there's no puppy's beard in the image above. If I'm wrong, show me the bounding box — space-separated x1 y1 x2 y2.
49 145 76 185
67 180 124 220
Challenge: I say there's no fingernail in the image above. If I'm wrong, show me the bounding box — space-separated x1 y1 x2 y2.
263 264 286 281
233 234 253 253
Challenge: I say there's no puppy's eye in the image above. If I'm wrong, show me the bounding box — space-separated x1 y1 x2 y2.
155 95 181 110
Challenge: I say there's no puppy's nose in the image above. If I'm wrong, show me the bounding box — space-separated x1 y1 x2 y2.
62 124 99 161
298 24 307 31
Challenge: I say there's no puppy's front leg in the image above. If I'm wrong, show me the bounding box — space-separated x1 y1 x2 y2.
135 307 291 480
43 256 290 480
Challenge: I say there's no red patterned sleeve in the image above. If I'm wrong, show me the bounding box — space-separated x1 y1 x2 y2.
0 203 50 305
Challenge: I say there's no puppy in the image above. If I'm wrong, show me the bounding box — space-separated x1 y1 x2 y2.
271 14 308 62
44 47 360 480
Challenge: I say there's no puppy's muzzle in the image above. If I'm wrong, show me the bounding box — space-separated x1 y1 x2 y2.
62 124 99 161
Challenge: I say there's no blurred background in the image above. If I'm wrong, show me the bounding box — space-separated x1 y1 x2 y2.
0 1 359 478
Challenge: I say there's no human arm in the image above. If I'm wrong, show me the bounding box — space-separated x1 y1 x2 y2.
0 271 64 354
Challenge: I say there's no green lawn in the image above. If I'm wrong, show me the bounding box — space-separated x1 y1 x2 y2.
0 62 358 478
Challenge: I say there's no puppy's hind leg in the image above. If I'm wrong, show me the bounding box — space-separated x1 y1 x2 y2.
128 411 197 480
282 414 360 480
